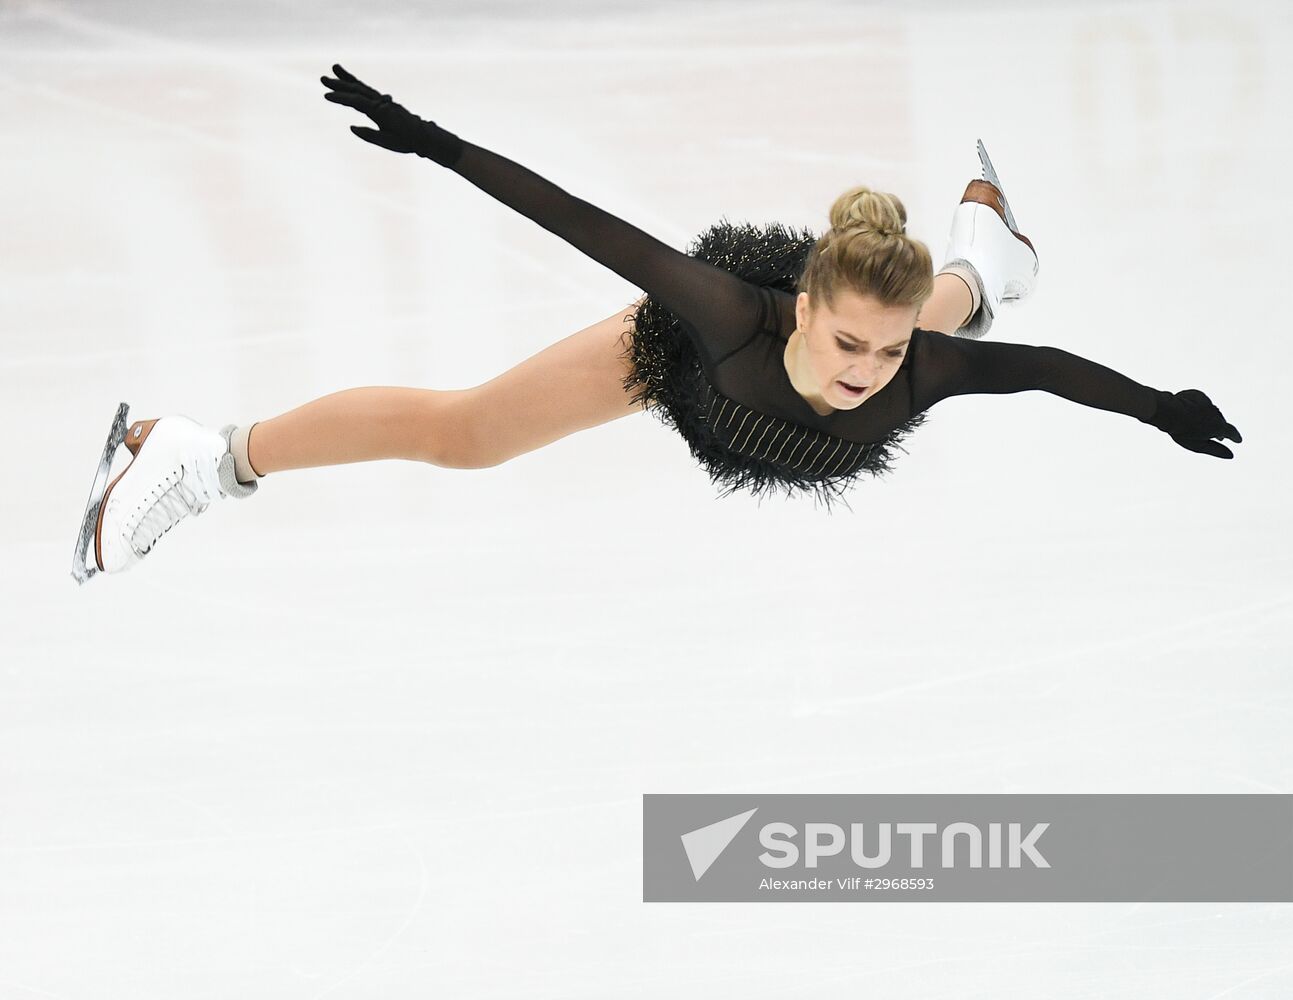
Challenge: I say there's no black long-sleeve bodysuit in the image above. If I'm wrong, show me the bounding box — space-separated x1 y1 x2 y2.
438 138 1161 502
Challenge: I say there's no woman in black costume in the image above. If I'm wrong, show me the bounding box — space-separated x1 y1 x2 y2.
72 65 1241 581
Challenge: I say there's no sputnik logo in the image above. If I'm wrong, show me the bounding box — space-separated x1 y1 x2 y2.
680 808 758 881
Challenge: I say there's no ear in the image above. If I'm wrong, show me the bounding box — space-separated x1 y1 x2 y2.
796 292 810 331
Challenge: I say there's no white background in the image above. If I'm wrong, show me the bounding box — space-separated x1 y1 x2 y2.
2 0 1291 996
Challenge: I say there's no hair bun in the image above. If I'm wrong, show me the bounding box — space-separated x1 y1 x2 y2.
800 182 932 311
829 185 907 237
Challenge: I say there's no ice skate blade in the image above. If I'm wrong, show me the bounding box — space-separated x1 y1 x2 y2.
976 139 1018 233
71 402 130 585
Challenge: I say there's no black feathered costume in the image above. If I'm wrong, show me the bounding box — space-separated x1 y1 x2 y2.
621 219 929 506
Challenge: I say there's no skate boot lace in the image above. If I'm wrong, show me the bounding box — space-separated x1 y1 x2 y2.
128 465 210 557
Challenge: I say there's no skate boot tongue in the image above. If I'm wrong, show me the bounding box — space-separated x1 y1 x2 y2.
129 469 210 557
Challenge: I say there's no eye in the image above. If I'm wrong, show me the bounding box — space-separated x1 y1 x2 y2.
835 338 858 353
886 350 905 360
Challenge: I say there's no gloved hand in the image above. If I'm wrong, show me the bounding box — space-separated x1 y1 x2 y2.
1147 389 1243 459
320 64 463 167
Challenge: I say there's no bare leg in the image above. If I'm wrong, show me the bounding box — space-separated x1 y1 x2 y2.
247 301 644 475
915 272 975 335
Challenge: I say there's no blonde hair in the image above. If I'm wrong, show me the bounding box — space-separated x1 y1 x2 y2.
798 185 934 310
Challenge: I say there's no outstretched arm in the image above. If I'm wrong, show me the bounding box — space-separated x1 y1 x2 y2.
912 332 1243 459
320 64 766 361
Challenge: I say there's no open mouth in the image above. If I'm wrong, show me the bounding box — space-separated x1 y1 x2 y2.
836 380 869 398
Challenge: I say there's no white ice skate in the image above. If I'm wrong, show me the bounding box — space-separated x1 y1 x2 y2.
941 140 1039 339
71 404 256 584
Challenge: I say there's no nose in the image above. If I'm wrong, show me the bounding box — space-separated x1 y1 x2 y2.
849 355 882 383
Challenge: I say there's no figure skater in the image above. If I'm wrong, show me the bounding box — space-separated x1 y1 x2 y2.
70 64 1241 583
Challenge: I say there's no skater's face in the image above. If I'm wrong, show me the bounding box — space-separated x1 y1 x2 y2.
794 289 918 410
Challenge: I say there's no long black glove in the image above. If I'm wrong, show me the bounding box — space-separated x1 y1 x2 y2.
1146 389 1243 459
320 64 463 167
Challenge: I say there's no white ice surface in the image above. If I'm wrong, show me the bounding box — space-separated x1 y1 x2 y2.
2 0 1292 996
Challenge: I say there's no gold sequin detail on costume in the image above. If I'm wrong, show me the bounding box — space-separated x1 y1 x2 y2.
696 382 881 481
